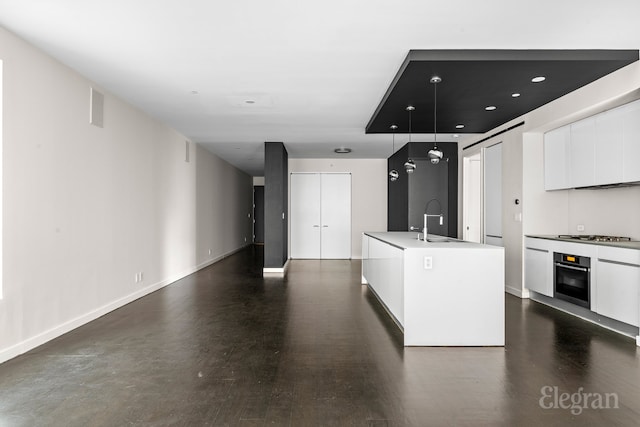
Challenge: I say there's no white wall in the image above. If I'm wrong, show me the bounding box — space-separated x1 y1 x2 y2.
0 27 253 363
459 128 525 297
288 158 387 258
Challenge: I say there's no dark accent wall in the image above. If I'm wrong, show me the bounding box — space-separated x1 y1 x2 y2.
387 141 458 238
264 142 288 268
387 144 409 231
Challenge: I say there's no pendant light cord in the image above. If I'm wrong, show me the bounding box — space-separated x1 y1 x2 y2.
433 81 437 144
408 109 412 143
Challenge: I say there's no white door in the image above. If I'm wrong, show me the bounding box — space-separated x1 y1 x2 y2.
320 173 351 259
463 153 482 243
290 173 351 259
290 173 321 258
484 143 503 247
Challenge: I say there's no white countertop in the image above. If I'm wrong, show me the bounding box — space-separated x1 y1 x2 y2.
526 234 640 250
364 231 502 251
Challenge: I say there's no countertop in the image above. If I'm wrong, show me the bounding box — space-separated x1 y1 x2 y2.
364 232 503 251
526 235 640 250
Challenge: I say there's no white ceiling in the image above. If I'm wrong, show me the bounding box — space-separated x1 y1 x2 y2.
1 0 639 176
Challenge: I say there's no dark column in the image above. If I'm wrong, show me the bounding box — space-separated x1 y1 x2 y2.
387 143 409 231
264 142 288 269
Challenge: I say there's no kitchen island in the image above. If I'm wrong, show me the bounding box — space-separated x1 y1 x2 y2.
362 232 505 346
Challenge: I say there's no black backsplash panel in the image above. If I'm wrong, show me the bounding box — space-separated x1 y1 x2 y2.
388 141 458 237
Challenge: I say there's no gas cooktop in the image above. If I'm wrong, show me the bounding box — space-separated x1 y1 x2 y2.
557 235 633 242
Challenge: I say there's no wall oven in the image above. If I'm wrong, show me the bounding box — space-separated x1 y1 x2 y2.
554 252 591 309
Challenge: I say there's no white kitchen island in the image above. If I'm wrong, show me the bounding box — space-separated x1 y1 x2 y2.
362 232 505 346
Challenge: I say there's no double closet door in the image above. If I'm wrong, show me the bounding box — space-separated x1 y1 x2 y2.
290 173 351 259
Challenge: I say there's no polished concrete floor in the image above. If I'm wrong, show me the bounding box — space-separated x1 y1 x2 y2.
1 246 639 426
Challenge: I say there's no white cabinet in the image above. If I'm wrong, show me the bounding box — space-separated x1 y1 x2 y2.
525 241 553 297
544 99 640 190
595 109 624 185
544 126 572 191
569 117 597 188
620 100 640 183
290 173 351 259
596 246 640 327
596 260 639 327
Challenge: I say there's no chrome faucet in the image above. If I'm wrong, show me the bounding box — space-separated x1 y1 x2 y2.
421 198 444 241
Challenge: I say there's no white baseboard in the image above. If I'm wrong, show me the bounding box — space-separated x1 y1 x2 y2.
0 245 249 365
505 285 529 299
637 335 640 347
263 259 289 275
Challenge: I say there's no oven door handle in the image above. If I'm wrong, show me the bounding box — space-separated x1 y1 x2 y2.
555 262 589 272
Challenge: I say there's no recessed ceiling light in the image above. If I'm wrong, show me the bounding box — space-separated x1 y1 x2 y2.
531 76 546 83
334 148 352 154
512 93 521 98
455 124 465 129
485 106 497 111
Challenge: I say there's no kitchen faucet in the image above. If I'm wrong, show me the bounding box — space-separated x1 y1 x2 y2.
421 198 443 241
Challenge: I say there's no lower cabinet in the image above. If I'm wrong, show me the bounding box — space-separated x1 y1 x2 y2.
525 243 553 297
596 259 640 327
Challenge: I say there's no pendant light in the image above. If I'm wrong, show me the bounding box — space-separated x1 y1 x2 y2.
428 76 444 165
404 105 416 173
389 124 399 181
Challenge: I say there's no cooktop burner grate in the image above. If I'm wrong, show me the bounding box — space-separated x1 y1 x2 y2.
557 235 633 242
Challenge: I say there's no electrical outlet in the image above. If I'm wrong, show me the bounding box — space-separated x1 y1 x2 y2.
208 249 212 255
577 224 585 232
424 256 433 270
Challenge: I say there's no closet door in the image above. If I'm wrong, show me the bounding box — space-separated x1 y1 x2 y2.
290 173 321 259
320 173 351 259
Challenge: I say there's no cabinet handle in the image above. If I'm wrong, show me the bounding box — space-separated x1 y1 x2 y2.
555 262 589 272
313 225 320 228
322 225 329 227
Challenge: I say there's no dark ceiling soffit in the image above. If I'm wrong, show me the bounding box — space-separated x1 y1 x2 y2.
365 49 639 134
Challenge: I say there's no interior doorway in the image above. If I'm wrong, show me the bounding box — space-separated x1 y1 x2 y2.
253 186 264 244
463 152 482 243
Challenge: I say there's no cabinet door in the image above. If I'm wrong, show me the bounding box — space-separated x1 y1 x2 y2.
320 173 351 259
525 247 552 296
621 100 640 183
570 117 597 188
290 173 321 259
596 259 640 327
544 126 571 190
595 109 624 185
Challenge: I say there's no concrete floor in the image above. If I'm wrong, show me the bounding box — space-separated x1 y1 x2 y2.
0 246 639 426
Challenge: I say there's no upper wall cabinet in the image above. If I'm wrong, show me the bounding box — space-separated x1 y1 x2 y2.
544 126 571 190
569 117 597 188
620 101 640 183
544 99 640 190
595 108 624 185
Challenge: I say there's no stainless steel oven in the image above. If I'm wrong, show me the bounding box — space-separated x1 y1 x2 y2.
554 252 590 309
